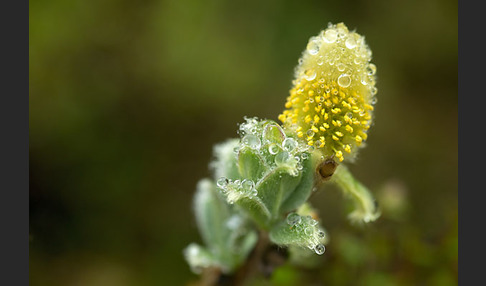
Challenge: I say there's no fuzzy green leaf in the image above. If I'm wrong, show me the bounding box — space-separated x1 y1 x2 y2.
210 139 241 181
280 153 317 213
262 123 286 145
192 178 259 273
269 214 326 255
238 146 265 181
331 164 380 223
183 243 218 274
256 167 302 220
193 179 231 251
269 220 307 246
234 196 271 229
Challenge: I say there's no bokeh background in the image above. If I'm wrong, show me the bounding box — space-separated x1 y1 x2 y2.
29 0 457 285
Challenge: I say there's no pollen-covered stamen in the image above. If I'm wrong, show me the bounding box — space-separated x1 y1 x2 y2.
279 23 377 162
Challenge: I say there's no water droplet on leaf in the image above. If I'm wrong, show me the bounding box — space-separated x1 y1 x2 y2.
275 151 291 166
242 134 261 149
286 213 301 226
217 177 229 188
268 143 279 155
315 244 326 255
282 138 298 152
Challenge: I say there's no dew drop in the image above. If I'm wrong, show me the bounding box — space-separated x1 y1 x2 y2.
361 77 368 86
346 112 353 119
252 189 258 196
367 63 377 75
268 143 279 155
306 129 315 137
242 134 261 149
301 153 309 160
263 124 284 144
275 151 291 166
217 177 229 188
286 213 301 226
318 231 326 239
371 97 378 104
336 25 348 37
282 138 298 152
345 37 357 49
337 63 345 72
306 39 320 55
241 179 255 192
314 140 321 148
371 87 378 96
304 227 313 236
338 74 351 88
294 223 304 231
317 55 324 65
322 29 338 43
304 69 317 81
315 244 326 255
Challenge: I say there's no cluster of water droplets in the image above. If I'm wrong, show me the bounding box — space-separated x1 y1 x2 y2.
236 117 311 177
286 212 327 255
238 117 263 149
296 22 378 103
216 177 258 204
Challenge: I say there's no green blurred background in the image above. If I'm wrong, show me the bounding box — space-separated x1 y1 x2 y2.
29 0 457 285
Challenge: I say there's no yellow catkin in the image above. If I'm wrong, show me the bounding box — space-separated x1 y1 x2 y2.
279 23 377 161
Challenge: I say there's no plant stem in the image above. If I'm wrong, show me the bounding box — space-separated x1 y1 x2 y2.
196 231 271 286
